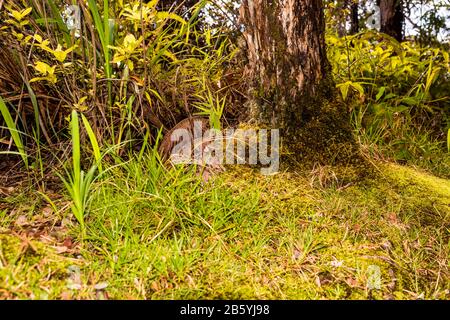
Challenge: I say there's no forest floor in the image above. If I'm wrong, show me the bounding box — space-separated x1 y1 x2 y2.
0 159 449 299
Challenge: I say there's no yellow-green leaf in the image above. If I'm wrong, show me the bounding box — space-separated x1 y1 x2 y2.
155 12 186 25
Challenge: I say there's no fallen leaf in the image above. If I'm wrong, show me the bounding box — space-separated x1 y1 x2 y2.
42 206 53 217
150 281 160 292
387 212 398 224
60 291 72 300
63 237 73 248
185 275 195 288
54 246 68 254
315 276 321 287
94 282 108 290
15 215 28 226
0 186 15 195
346 277 358 287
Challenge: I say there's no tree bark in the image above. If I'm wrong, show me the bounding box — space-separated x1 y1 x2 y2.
239 0 333 135
240 0 363 167
378 0 404 41
349 1 360 35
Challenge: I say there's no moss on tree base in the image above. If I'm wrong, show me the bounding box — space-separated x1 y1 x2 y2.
281 100 376 181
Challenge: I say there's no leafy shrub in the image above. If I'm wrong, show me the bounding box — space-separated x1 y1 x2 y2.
327 31 450 176
0 0 242 159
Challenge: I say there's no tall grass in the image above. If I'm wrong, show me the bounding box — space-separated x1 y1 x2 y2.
58 110 98 235
0 0 238 153
0 96 28 168
81 113 103 173
0 0 242 241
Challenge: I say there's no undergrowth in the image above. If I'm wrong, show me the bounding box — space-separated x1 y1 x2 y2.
0 1 449 301
328 31 450 178
1 156 448 299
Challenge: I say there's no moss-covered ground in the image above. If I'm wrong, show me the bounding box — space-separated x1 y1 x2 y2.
1 159 448 299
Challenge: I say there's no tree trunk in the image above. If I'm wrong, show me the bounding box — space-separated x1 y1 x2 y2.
239 0 333 135
240 0 362 166
349 1 360 35
379 0 404 41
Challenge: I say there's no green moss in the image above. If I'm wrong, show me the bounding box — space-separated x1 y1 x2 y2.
0 234 84 299
383 163 450 199
1 159 448 299
285 101 357 160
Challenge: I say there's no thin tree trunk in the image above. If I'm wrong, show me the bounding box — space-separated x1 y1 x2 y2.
349 1 360 34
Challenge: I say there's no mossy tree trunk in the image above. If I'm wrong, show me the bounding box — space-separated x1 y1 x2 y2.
240 0 361 165
239 0 333 134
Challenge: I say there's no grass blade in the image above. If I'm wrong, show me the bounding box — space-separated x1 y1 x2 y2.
0 96 28 168
81 113 103 173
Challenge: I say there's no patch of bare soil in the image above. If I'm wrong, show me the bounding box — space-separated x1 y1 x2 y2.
0 154 75 254
0 155 26 192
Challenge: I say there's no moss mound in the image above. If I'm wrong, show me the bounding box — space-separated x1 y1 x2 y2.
281 101 375 183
